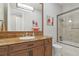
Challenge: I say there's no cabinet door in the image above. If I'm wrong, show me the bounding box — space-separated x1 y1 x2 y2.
0 46 8 56
9 49 29 56
45 45 52 56
32 46 44 56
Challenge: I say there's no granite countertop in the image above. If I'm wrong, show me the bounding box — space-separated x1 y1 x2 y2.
0 36 52 46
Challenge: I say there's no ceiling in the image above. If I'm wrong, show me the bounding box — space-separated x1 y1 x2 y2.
10 3 42 11
23 3 42 11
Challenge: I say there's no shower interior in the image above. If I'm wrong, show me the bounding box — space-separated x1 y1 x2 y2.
58 8 79 47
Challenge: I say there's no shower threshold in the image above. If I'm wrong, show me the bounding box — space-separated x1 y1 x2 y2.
59 40 79 48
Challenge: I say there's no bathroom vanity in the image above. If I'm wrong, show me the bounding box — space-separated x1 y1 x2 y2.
0 3 53 56
0 36 52 56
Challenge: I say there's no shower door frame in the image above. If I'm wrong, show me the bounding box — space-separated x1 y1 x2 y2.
57 7 79 42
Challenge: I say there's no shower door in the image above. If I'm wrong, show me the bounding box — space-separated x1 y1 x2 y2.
58 8 79 47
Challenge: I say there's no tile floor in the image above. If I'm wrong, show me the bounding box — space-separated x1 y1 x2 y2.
58 43 79 56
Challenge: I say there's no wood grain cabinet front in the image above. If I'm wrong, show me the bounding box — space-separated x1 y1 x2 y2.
45 45 52 56
8 40 44 56
32 46 44 56
0 37 52 56
44 38 52 56
8 42 27 52
0 46 8 56
9 49 29 56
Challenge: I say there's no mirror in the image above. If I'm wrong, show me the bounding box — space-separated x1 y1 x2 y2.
0 20 3 31
8 3 43 32
0 3 7 32
0 3 43 32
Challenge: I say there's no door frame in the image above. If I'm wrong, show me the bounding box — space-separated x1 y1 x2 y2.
57 7 79 42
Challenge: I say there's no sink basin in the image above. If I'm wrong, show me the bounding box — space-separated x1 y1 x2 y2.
19 36 35 40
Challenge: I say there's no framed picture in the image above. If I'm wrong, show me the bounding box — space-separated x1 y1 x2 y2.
47 16 54 26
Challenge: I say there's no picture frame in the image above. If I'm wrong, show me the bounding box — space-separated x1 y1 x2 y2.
47 16 54 26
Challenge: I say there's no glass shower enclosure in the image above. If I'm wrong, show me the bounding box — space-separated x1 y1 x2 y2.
57 7 79 47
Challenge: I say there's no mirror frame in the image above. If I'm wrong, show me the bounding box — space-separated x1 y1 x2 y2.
3 3 44 33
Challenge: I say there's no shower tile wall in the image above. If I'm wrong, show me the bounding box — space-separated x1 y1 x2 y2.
58 9 79 44
58 15 72 42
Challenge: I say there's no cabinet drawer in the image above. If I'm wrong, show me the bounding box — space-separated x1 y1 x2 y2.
0 46 8 56
28 40 44 48
9 40 44 52
45 38 52 45
9 42 27 52
9 49 29 56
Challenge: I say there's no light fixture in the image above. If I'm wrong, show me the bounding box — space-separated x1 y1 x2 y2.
17 3 34 11
68 19 72 23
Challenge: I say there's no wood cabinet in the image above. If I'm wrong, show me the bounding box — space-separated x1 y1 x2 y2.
9 49 29 56
8 40 45 56
0 38 52 56
45 45 52 56
0 46 8 56
44 39 52 56
32 46 44 56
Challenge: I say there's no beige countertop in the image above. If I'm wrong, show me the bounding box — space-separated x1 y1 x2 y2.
0 36 52 46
